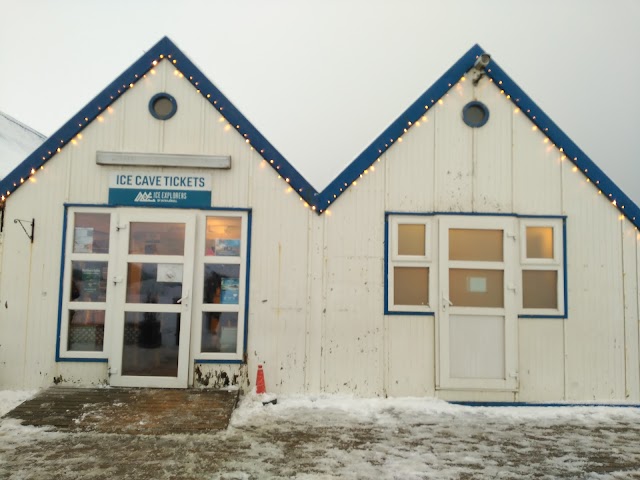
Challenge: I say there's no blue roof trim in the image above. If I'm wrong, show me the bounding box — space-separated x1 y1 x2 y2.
3 38 638 227
484 61 640 229
316 44 484 211
450 401 640 408
0 37 318 207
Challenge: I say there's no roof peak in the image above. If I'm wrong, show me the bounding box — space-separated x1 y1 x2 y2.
1 38 637 227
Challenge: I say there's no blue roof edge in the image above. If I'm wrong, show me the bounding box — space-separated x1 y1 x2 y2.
0 36 319 207
485 60 640 229
2 38 638 228
316 44 485 212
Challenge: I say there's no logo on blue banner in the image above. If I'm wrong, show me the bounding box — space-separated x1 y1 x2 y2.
108 172 212 208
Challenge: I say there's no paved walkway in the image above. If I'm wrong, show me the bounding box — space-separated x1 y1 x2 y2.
3 387 239 435
2 392 640 479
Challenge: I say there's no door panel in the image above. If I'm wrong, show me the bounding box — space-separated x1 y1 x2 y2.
109 210 195 388
438 216 518 391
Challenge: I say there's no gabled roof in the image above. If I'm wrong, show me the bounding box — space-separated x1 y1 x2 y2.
0 111 46 180
2 38 638 228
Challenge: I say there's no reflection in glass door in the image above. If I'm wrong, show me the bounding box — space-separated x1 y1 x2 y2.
110 213 195 388
438 217 518 391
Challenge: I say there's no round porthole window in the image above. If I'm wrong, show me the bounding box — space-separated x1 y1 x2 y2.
149 93 177 120
462 101 489 128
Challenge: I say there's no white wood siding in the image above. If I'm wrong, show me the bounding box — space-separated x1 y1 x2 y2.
2 60 638 403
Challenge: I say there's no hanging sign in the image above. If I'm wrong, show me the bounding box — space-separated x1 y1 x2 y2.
108 172 212 208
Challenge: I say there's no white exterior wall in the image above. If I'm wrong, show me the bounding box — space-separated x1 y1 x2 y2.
0 60 638 403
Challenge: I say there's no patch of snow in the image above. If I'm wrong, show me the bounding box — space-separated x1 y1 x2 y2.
0 111 46 180
0 389 37 416
2 391 640 478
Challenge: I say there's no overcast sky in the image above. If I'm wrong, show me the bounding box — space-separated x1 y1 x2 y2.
0 0 638 203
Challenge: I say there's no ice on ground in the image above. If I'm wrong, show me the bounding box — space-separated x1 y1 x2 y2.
0 389 37 417
2 390 640 479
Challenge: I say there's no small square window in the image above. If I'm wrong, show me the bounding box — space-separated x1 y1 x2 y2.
73 213 110 253
394 267 429 306
449 229 503 262
526 227 554 259
398 224 426 256
522 270 558 309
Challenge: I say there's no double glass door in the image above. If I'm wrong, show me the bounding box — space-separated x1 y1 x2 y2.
109 212 195 388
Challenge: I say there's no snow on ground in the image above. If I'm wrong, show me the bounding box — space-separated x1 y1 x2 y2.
0 112 46 180
2 390 640 479
0 390 37 417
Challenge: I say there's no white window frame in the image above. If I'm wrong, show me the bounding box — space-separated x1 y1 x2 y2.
58 206 250 363
518 218 565 317
59 207 116 360
387 215 434 313
192 211 249 362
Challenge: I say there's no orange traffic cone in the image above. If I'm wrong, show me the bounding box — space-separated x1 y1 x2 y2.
256 365 266 394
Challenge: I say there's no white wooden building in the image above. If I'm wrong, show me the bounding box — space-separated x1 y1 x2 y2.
0 37 638 403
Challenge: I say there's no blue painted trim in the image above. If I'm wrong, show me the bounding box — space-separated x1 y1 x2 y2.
462 100 489 128
57 357 109 363
386 212 568 318
316 44 485 211
54 206 69 362
385 211 567 219
63 203 252 213
0 37 318 208
4 39 637 226
383 216 389 313
243 210 252 356
195 359 244 364
450 401 640 408
148 92 177 120
562 218 568 318
386 311 436 317
485 61 640 229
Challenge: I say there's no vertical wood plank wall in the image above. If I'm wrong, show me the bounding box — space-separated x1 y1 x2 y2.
0 61 637 402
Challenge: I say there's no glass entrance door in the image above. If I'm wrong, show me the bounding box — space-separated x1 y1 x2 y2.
438 217 519 391
109 211 195 388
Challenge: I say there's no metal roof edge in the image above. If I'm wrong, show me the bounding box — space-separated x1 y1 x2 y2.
314 44 485 213
484 61 640 229
0 36 319 207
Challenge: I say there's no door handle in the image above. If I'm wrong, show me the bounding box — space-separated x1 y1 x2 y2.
442 294 453 311
177 289 190 307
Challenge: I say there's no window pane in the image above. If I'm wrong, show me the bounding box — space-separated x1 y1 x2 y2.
73 213 110 253
526 227 554 259
68 310 105 351
126 263 183 304
122 312 180 376
449 229 503 261
129 222 185 255
202 312 239 353
203 264 240 304
70 261 108 302
398 224 425 256
523 270 558 309
205 217 241 256
450 269 504 307
394 267 429 306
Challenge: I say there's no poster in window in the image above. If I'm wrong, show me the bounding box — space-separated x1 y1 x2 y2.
82 267 102 299
208 239 240 257
220 278 239 304
74 227 94 253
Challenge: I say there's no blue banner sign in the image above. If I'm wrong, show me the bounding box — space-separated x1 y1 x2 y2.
109 173 212 208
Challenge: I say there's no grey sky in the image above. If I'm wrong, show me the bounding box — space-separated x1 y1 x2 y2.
0 0 638 203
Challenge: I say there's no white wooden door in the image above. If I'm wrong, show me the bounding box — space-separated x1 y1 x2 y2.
109 210 195 388
438 216 519 391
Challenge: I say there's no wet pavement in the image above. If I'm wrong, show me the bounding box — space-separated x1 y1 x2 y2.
1 392 640 479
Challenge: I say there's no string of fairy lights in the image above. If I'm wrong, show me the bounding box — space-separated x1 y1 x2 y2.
1 40 637 233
